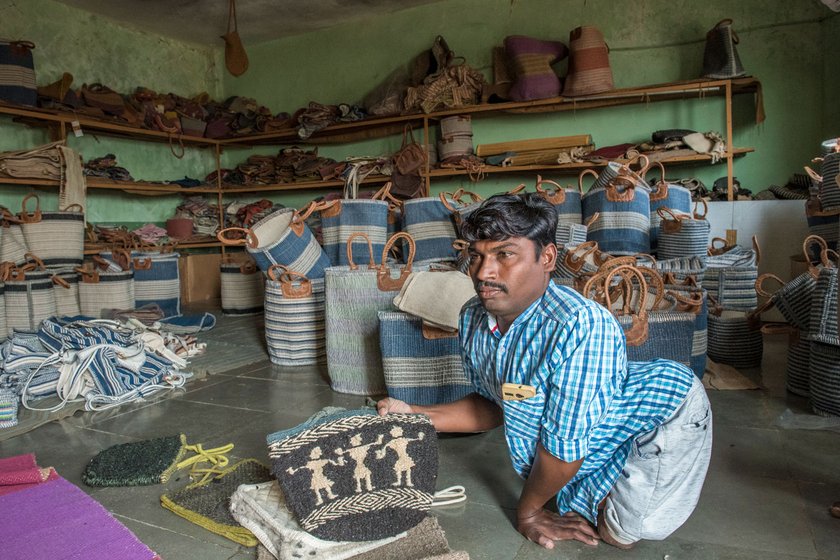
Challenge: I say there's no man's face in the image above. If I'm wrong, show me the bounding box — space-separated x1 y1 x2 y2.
468 237 556 330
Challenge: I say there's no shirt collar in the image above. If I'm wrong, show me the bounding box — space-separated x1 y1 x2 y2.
484 293 545 338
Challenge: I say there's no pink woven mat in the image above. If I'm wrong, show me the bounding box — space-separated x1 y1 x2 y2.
0 474 159 560
0 453 58 497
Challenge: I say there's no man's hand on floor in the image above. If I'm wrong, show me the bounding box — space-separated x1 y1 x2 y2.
376 397 414 415
516 508 600 549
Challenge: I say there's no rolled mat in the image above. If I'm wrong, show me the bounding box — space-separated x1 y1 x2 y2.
0 475 160 560
160 459 272 547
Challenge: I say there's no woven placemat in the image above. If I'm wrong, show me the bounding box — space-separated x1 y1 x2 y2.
267 409 438 542
83 434 189 487
161 458 272 546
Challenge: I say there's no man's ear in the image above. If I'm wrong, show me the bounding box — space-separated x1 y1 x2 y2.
542 243 557 272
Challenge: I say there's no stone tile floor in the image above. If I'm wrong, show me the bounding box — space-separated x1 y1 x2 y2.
2 313 839 559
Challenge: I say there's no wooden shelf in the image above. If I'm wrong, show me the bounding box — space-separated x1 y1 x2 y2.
427 148 755 179
0 102 219 147
83 240 222 255
221 77 761 146
219 173 392 194
0 176 217 194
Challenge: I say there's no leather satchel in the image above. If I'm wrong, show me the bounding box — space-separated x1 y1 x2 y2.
391 125 428 199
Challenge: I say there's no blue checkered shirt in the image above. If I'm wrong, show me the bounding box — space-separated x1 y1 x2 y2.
459 282 694 524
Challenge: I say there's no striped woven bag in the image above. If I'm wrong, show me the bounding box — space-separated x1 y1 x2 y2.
52 268 81 317
320 183 395 267
325 232 418 395
646 163 692 252
535 174 583 225
3 265 57 335
808 265 839 346
703 236 760 311
438 189 483 237
706 298 764 370
656 201 711 260
808 340 840 416
581 264 695 366
553 240 612 282
77 261 134 319
130 248 181 318
19 195 85 269
581 164 652 256
0 213 29 266
378 311 472 405
220 258 265 316
662 273 708 379
264 265 326 367
218 202 331 278
786 335 812 398
401 194 458 264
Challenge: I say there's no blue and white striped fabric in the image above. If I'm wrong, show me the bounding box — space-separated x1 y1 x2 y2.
378 311 472 405
582 187 651 256
648 182 691 252
320 199 389 267
662 281 708 378
401 197 458 263
0 332 59 399
535 179 583 225
264 275 326 366
653 256 707 287
131 252 181 318
460 282 694 524
37 318 184 410
0 282 5 342
707 310 763 369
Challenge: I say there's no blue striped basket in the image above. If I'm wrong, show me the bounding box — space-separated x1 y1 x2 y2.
19 195 85 269
808 341 840 417
4 267 56 334
582 171 651 256
786 335 811 398
264 265 326 367
0 40 36 106
703 237 760 311
807 266 839 346
553 241 612 282
401 196 458 263
52 268 81 317
707 308 763 370
439 189 483 236
218 203 332 279
320 186 393 267
662 275 708 378
656 204 711 260
325 233 418 395
131 250 181 318
535 175 583 225
646 164 692 252
378 311 472 405
0 281 5 341
221 259 265 316
77 265 134 319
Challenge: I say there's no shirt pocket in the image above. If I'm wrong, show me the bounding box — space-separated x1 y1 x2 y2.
502 388 546 438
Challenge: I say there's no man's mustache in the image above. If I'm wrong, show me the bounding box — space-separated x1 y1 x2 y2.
476 281 508 293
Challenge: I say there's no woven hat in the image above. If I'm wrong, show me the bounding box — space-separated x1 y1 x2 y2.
267 409 438 542
82 434 234 487
160 459 272 547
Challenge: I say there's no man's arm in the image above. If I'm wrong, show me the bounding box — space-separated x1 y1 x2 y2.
516 443 599 548
377 393 503 433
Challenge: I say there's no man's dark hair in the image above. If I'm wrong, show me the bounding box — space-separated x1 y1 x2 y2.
459 192 557 259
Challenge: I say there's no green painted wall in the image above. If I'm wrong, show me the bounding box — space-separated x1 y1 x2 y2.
225 0 829 202
0 0 220 222
0 0 835 225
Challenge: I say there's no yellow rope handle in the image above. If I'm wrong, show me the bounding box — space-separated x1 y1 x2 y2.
175 442 235 484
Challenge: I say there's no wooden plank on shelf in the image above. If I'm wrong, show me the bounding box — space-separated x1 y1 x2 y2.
504 146 595 166
475 135 592 157
86 178 218 194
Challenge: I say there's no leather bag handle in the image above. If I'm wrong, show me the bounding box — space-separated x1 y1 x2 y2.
377 232 416 292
